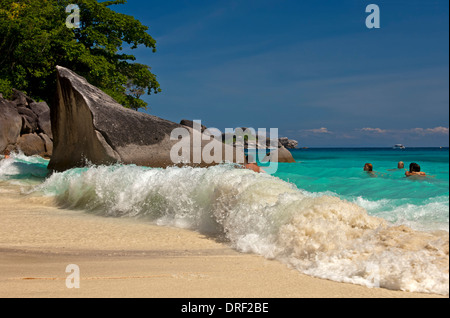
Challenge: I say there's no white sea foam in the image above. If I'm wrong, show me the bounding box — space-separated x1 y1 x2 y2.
30 163 449 295
0 155 19 178
0 152 49 181
353 196 449 232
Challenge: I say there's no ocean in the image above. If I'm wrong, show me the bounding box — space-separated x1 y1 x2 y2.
0 147 448 295
278 148 449 232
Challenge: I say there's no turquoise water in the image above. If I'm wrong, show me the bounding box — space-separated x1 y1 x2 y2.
273 148 449 231
0 149 448 295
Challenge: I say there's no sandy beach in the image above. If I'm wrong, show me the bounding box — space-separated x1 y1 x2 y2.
0 189 445 299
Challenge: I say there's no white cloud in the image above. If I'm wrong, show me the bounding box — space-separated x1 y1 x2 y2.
410 127 449 135
303 127 331 134
357 127 448 135
360 127 387 134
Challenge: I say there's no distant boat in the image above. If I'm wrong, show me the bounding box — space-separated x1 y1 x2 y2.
393 144 406 149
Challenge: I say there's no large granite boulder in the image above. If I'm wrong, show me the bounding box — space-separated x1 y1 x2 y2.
48 66 243 171
0 98 22 152
0 91 53 157
11 89 34 107
30 101 53 138
16 133 46 156
18 106 39 134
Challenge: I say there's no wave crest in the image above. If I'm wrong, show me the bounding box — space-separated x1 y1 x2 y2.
32 163 449 295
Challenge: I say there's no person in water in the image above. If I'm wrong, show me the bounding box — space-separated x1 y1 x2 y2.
244 155 264 173
364 163 373 172
387 161 405 171
405 162 426 177
363 163 377 177
2 149 10 159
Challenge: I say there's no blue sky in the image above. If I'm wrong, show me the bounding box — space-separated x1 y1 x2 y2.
113 0 449 147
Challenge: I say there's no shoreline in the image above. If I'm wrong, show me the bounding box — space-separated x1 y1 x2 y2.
0 191 445 298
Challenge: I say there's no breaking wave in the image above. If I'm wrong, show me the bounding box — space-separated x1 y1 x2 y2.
29 163 448 295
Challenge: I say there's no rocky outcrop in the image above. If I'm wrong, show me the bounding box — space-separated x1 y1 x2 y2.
221 130 281 149
180 119 207 132
2 69 295 166
30 102 53 138
48 66 243 171
279 137 298 149
220 129 295 163
0 90 53 157
16 133 46 156
0 99 22 153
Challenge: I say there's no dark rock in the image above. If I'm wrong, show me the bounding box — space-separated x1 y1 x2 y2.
30 102 52 138
11 89 33 107
180 119 207 132
29 101 49 116
20 116 34 135
17 106 39 134
37 109 52 139
17 106 38 120
1 92 53 157
38 133 53 157
49 66 243 171
0 98 22 152
279 137 298 149
16 133 46 156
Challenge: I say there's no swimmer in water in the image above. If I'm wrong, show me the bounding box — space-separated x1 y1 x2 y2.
244 155 264 173
405 162 426 177
387 161 406 171
363 163 377 177
2 149 10 159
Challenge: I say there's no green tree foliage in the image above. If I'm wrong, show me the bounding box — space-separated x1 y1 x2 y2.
0 0 160 110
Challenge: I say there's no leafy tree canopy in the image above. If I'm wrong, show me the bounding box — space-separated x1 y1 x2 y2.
0 0 161 110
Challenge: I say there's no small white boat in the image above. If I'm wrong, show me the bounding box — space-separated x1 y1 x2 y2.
393 144 406 149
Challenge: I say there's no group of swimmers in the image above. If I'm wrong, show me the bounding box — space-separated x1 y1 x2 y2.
364 161 427 177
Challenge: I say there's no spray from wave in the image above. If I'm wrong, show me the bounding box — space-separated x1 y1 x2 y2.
0 153 49 191
29 163 448 295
